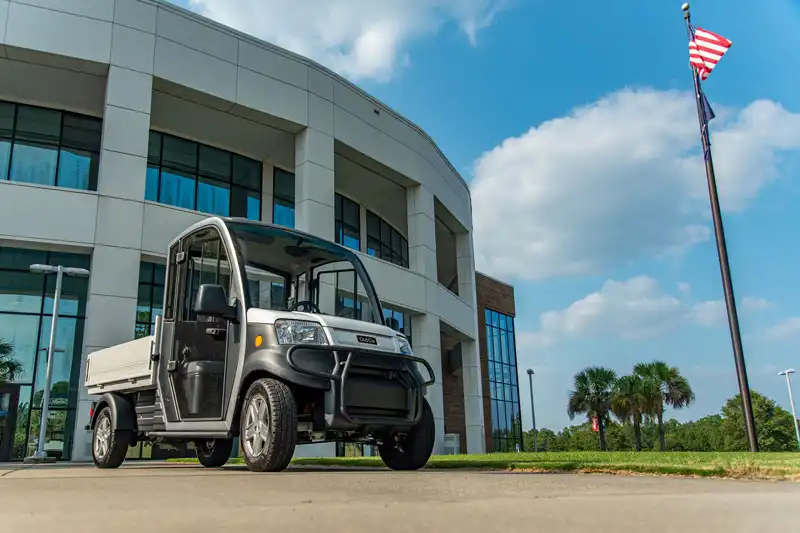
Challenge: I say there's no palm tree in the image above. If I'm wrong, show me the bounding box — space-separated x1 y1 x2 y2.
567 366 618 450
612 374 660 451
634 360 695 451
0 338 23 383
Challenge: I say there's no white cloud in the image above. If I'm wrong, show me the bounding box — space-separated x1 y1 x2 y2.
523 276 774 346
677 282 692 294
764 317 800 341
186 0 505 81
471 88 800 281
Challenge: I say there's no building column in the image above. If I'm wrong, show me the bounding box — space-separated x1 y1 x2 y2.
72 63 153 461
407 185 437 279
294 128 335 241
411 314 445 455
455 232 485 453
260 163 274 223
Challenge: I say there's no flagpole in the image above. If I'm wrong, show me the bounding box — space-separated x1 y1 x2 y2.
682 3 759 453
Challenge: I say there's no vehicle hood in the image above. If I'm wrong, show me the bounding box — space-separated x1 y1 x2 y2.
246 308 406 352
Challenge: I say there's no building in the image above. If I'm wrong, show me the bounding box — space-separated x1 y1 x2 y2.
0 0 519 462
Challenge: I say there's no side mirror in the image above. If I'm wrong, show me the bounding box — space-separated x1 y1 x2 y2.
196 284 238 322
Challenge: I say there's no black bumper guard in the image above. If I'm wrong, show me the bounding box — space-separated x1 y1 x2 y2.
286 344 435 426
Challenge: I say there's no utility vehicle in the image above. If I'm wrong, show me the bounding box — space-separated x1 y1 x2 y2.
84 217 435 472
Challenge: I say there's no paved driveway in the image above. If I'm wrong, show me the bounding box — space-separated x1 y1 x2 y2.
1 462 798 532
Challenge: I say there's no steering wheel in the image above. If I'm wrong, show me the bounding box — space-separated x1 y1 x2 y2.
289 300 322 314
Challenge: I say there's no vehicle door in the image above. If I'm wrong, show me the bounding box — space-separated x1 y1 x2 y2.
170 226 233 421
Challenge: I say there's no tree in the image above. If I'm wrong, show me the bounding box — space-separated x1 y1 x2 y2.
567 366 618 450
612 374 659 451
634 360 694 451
721 390 799 452
0 339 23 383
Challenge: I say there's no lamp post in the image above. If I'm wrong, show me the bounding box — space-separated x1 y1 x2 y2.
24 263 90 464
778 369 800 450
526 368 537 452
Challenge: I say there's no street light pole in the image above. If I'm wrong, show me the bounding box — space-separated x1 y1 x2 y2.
526 368 537 452
24 263 90 464
778 369 800 450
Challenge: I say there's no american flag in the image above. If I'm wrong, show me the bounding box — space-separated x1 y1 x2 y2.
688 25 732 81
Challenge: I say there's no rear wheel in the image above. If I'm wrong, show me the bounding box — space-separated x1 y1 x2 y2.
240 378 297 473
92 406 133 469
379 398 435 471
195 438 234 467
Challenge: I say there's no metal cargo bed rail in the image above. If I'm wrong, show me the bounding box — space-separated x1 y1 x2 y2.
285 344 435 426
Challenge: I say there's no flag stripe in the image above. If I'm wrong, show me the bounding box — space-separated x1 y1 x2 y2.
688 25 732 81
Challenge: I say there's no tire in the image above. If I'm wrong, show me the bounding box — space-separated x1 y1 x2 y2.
239 378 297 473
195 438 234 468
91 406 133 469
379 398 435 471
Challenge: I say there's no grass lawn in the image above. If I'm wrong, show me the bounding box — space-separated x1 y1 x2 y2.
168 451 800 480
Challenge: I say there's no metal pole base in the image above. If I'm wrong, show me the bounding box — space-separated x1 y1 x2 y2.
23 453 57 464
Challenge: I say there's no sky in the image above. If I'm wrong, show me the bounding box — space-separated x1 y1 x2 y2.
171 0 800 432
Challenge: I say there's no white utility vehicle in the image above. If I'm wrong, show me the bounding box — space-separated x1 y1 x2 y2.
84 217 435 472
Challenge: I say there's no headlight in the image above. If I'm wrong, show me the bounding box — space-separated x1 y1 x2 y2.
274 320 328 345
397 336 413 355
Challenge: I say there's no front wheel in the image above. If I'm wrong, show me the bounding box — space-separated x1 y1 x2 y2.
379 398 435 471
92 406 133 469
195 438 234 467
239 378 297 473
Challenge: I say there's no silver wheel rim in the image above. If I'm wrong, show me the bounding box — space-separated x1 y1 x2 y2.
243 395 270 458
94 416 111 459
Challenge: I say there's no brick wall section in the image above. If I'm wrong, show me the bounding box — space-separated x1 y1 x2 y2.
441 344 467 453
475 272 516 453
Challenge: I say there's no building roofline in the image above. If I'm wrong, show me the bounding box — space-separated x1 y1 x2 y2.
150 0 471 197
475 270 515 290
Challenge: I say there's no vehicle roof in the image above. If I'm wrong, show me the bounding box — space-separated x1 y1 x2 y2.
169 216 362 264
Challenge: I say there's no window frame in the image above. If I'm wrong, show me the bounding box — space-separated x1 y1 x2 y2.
335 193 361 251
366 210 409 268
272 167 296 228
0 99 102 191
146 131 263 220
484 307 522 453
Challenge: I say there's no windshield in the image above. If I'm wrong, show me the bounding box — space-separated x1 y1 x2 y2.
226 221 383 325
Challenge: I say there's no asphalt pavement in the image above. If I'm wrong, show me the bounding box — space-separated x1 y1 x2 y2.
1 462 798 532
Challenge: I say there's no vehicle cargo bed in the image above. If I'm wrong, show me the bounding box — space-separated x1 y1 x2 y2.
85 336 157 394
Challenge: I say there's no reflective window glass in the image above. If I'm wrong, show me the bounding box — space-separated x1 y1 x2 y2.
273 169 295 228
233 155 261 189
146 132 262 220
197 177 231 216
199 145 231 182
33 317 84 409
44 275 88 317
161 135 197 174
57 148 98 190
484 307 521 452
160 168 196 210
135 262 166 339
145 166 159 201
0 101 100 191
0 314 40 383
335 194 361 251
365 211 408 268
15 106 60 145
9 143 58 185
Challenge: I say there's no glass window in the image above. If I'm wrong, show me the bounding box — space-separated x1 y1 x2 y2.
335 194 360 251
366 211 409 268
0 100 101 191
146 131 263 220
382 304 412 345
0 245 89 461
485 307 522 453
273 168 295 228
135 262 166 339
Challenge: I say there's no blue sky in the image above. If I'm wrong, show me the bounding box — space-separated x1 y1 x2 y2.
176 0 800 431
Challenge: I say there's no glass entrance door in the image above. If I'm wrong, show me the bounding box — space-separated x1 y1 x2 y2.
0 385 20 462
